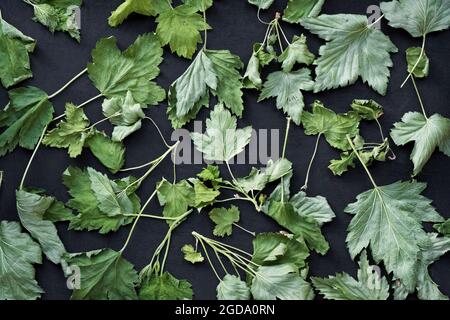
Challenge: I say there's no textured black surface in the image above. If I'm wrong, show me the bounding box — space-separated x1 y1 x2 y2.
0 0 449 300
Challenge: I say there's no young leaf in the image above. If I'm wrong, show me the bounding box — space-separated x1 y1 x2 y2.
278 35 315 72
251 232 310 270
258 69 314 125
190 178 220 209
261 173 334 254
63 167 138 234
0 221 43 300
380 0 450 38
157 179 195 223
197 165 222 186
65 249 139 300
247 0 274 10
243 43 276 89
301 14 398 95
209 206 240 237
156 4 210 59
312 251 390 300
43 103 91 158
390 112 450 176
204 50 244 117
302 101 360 151
251 264 314 300
86 131 125 174
283 0 325 24
0 16 36 88
102 91 146 142
168 51 217 120
394 233 450 300
88 34 165 105
182 0 213 12
345 180 444 294
191 104 252 162
26 0 82 41
0 86 53 156
406 47 429 78
236 158 292 193
217 275 250 300
181 244 204 264
16 190 67 264
350 99 384 121
108 0 171 27
139 272 193 300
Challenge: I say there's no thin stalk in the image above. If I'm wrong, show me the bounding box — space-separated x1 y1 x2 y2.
274 22 284 53
401 35 426 88
277 23 291 46
160 231 172 276
302 133 321 191
198 238 222 281
19 126 47 190
212 248 229 275
48 68 88 99
119 185 160 253
347 135 378 189
86 112 121 130
123 213 178 220
375 118 385 141
144 116 170 148
172 143 178 184
368 14 384 28
411 76 428 119
120 141 179 172
202 5 208 50
257 7 271 25
52 93 103 122
282 117 291 159
233 223 255 237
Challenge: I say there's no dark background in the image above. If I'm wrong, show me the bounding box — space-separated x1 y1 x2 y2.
0 0 449 300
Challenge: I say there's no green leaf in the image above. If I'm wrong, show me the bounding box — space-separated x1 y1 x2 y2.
108 0 170 27
43 199 73 223
406 47 430 78
66 249 138 300
139 272 193 300
16 190 66 264
157 179 195 223
301 14 398 95
197 165 222 187
390 112 450 176
278 35 315 72
312 251 390 300
63 167 137 234
381 0 450 38
205 49 244 117
261 173 333 254
167 88 209 129
209 206 240 237
252 232 310 270
190 178 220 209
29 0 82 41
251 264 314 300
236 158 292 193
43 103 91 157
86 131 125 174
290 191 336 226
217 275 250 300
247 0 274 10
302 101 360 151
88 34 165 105
283 0 325 23
156 4 210 59
0 221 43 300
182 0 213 12
0 17 36 88
191 104 252 162
394 233 450 300
259 69 314 125
169 51 217 120
350 99 384 121
87 167 136 217
0 86 53 156
181 244 204 264
345 180 444 293
102 91 145 142
243 43 276 89
434 219 450 237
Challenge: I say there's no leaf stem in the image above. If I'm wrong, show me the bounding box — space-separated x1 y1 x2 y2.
375 118 385 141
19 125 47 190
281 117 291 159
202 3 208 50
401 35 426 88
411 76 428 119
144 116 170 148
347 135 378 188
233 223 256 236
302 133 321 191
52 93 103 122
123 213 179 220
48 68 88 99
367 14 384 28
